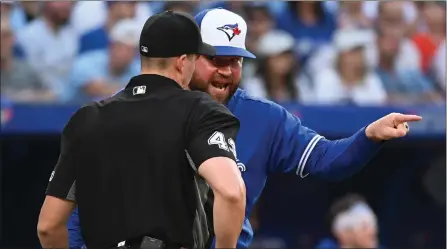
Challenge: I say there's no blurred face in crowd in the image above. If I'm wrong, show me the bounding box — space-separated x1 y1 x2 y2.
340 1 363 14
378 33 400 59
334 208 378 249
337 47 366 81
377 2 406 38
0 2 13 16
45 1 74 26
294 1 322 20
227 1 245 12
247 8 273 39
0 19 14 61
109 42 136 73
296 1 318 11
190 56 243 104
340 221 378 248
21 1 41 17
266 51 295 77
164 2 195 13
108 2 137 20
422 2 446 33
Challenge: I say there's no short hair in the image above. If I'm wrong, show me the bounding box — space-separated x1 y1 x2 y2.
140 54 195 70
328 193 367 226
141 57 170 70
377 1 405 17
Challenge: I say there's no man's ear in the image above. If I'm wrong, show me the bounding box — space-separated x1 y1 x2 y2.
176 54 188 73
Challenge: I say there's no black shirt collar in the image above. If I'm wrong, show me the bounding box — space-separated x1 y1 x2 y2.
125 74 183 91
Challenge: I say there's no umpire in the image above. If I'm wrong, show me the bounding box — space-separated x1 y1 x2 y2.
38 11 246 249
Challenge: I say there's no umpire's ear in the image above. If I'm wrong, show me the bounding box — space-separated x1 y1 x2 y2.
176 54 188 73
176 54 197 76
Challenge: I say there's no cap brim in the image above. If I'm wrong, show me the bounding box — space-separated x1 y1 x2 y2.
197 42 216 56
214 46 256 59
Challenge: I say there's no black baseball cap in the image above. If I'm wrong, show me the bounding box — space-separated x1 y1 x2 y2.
139 10 215 58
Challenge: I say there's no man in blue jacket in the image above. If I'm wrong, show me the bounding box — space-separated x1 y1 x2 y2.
67 8 422 249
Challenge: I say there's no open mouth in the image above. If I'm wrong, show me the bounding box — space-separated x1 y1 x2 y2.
210 82 229 91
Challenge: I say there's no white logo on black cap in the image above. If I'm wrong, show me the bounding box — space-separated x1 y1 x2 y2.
141 46 148 53
133 86 146 95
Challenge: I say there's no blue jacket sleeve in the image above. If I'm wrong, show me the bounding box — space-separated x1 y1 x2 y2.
68 207 85 249
305 127 383 181
269 104 383 181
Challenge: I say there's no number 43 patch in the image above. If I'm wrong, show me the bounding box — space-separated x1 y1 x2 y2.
208 131 237 159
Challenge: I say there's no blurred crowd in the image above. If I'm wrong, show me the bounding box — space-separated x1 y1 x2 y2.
1 1 446 105
247 193 380 249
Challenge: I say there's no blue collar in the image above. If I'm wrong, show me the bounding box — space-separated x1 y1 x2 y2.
226 88 242 112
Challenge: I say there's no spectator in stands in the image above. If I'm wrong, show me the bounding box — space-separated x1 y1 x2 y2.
308 2 421 79
200 1 286 18
431 42 446 93
69 19 139 104
163 1 196 14
411 2 446 74
16 1 77 103
1 1 13 17
1 0 26 58
248 204 286 249
1 16 54 103
337 1 372 29
243 30 314 103
71 1 152 37
9 1 42 31
364 1 418 34
242 3 275 81
376 30 443 105
276 1 336 63
244 3 274 55
408 2 426 35
316 194 379 249
376 1 410 37
313 29 386 106
78 1 137 54
201 1 247 17
374 1 421 71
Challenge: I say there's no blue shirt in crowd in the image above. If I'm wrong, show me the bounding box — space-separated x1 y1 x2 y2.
68 49 139 103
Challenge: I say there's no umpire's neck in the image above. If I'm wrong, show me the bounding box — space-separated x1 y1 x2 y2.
140 55 195 90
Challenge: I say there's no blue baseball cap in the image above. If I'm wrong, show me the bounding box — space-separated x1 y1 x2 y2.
195 8 256 59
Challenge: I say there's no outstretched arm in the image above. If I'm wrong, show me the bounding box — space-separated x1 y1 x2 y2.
269 104 422 181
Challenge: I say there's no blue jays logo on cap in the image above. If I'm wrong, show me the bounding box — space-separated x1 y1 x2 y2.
216 23 241 41
195 8 256 58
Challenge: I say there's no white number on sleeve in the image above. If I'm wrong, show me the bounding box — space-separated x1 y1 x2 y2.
208 131 229 150
227 138 237 159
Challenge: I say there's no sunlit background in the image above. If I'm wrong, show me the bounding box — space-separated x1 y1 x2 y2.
1 1 445 248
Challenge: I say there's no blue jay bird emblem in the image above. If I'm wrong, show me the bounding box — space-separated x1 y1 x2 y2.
216 23 241 41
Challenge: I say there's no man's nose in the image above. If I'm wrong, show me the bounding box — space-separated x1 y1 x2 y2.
217 65 232 77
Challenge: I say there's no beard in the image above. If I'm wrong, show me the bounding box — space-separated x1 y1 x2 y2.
189 79 239 104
